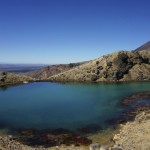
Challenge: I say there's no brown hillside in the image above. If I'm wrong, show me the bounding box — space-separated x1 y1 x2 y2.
23 62 87 80
48 50 150 82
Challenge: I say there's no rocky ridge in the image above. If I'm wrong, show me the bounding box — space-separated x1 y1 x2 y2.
48 50 150 82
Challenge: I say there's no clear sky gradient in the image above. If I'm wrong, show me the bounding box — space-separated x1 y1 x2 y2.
0 0 150 64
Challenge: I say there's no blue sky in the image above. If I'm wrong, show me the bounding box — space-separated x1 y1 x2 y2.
0 0 150 64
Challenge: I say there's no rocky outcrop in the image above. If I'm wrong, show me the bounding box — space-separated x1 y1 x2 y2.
23 62 87 80
0 71 33 86
48 50 150 82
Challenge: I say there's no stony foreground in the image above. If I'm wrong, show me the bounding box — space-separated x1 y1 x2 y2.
0 135 88 150
113 111 150 150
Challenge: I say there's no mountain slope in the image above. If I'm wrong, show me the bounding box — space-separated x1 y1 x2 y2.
48 50 150 82
23 62 88 80
135 41 150 51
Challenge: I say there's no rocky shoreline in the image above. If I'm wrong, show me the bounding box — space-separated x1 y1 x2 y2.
112 110 150 150
0 91 150 150
0 132 90 150
110 91 150 150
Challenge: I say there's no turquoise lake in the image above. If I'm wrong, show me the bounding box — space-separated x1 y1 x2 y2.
0 82 150 131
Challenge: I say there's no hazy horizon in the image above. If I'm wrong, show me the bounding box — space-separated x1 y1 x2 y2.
0 0 150 64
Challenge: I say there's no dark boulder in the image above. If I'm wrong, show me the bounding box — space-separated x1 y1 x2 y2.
2 72 7 76
96 61 99 65
91 75 99 81
92 68 100 74
103 71 107 78
113 71 123 80
0 72 7 82
126 62 133 69
106 61 112 67
142 57 150 64
97 66 103 70
119 53 129 62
